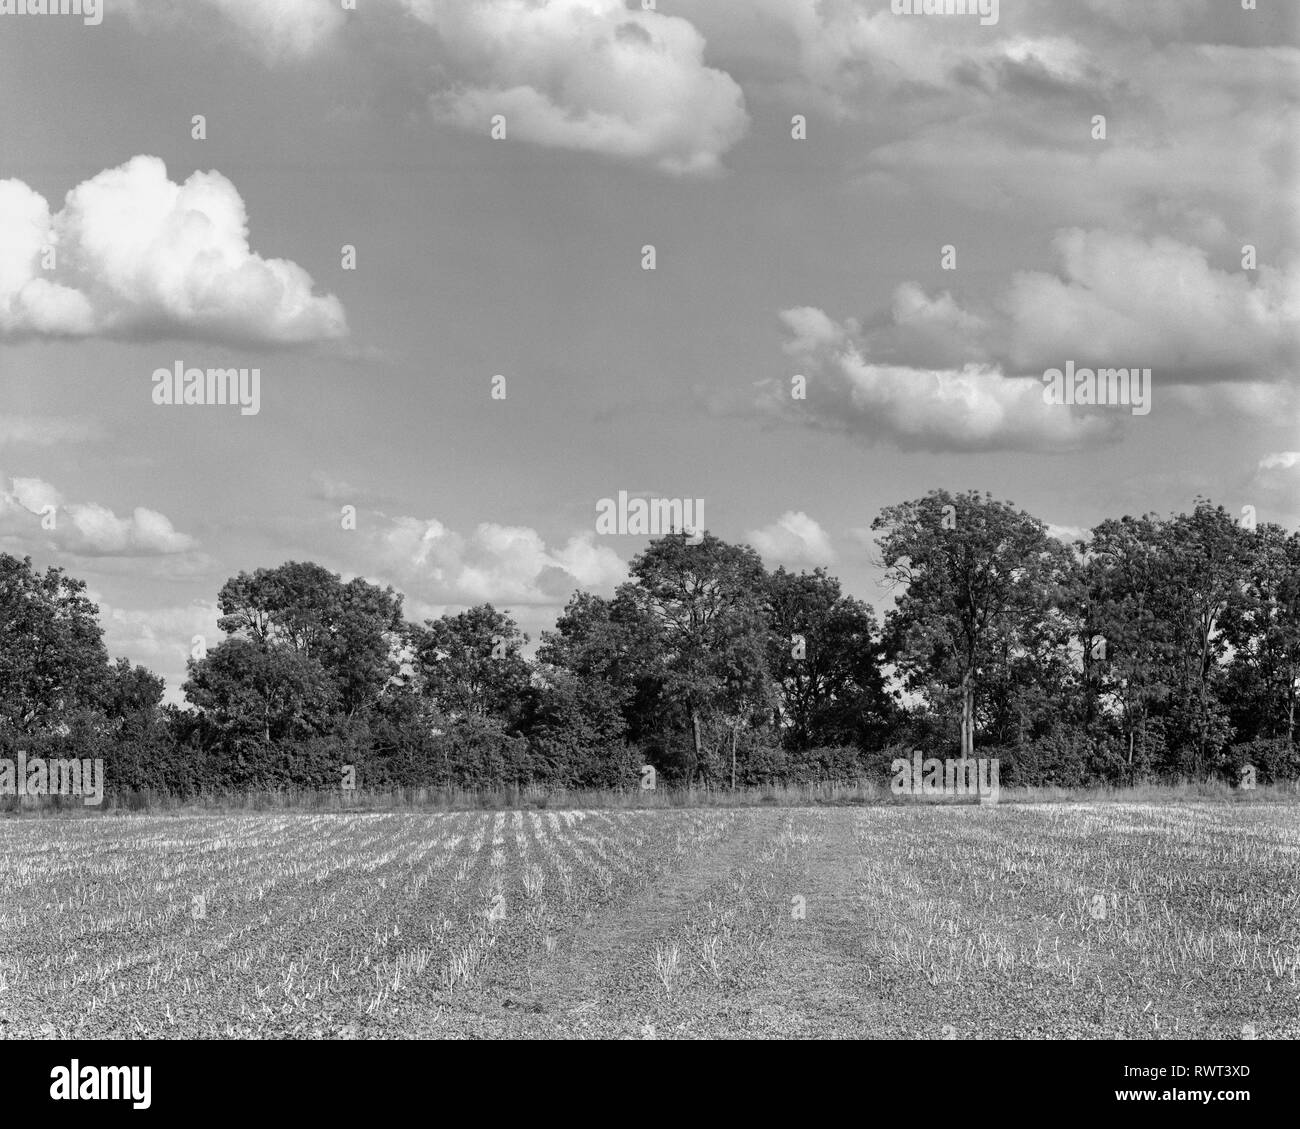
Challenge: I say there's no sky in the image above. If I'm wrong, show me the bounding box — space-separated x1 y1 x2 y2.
0 0 1297 704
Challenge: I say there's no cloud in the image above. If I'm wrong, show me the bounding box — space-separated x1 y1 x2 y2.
0 156 348 345
856 283 994 371
679 0 1103 115
1045 523 1090 545
774 222 1294 403
0 473 197 557
766 306 1117 453
672 1 1291 246
861 41 1297 243
121 0 348 63
763 225 1298 452
117 0 749 175
95 598 222 705
309 469 395 508
746 511 836 565
408 0 749 175
1249 451 1300 527
1004 230 1300 380
368 514 627 608
0 415 96 448
1257 451 1300 473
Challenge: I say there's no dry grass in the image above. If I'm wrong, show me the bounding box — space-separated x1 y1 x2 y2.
1 802 1295 1038
4 776 1295 818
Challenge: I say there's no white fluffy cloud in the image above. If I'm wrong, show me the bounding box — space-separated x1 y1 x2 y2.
370 515 627 607
768 226 1298 451
0 156 347 344
1005 230 1300 380
120 0 749 175
746 511 836 565
0 473 197 557
408 0 749 175
769 306 1116 453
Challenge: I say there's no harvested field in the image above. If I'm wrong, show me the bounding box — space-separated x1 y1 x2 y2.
1 803 1296 1039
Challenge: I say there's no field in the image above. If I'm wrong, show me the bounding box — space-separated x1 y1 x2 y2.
1 803 1297 1039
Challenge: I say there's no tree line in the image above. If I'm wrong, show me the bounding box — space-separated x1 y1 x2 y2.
2 489 1296 797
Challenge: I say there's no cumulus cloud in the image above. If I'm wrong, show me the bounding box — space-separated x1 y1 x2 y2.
369 515 627 608
406 0 749 175
856 283 994 371
764 225 1298 452
0 473 197 557
1005 230 1300 380
118 0 749 174
767 306 1117 453
745 511 836 565
0 156 347 345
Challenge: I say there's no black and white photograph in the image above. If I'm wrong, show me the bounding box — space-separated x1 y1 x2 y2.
0 0 1296 1106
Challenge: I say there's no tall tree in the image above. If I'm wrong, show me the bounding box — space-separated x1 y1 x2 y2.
0 553 108 736
1077 515 1179 769
216 562 404 717
184 637 335 746
621 532 768 784
874 490 1070 759
763 566 890 751
1222 524 1300 746
411 604 532 728
1158 502 1250 773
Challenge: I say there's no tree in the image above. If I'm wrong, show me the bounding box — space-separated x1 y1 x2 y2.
1157 502 1250 773
184 638 335 748
1076 515 1179 771
411 605 532 728
537 591 662 729
216 562 404 718
621 532 768 785
0 553 108 736
1222 524 1300 746
874 490 1070 759
763 566 890 752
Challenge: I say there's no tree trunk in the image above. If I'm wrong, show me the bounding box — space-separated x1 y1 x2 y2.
1288 670 1297 745
731 721 738 791
960 669 974 759
690 707 702 788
